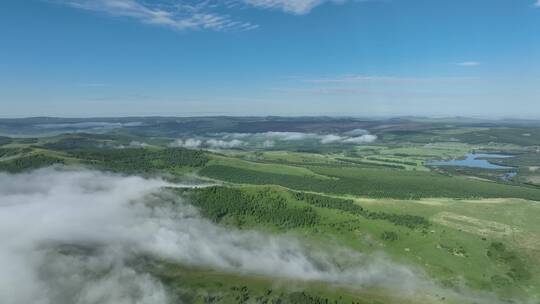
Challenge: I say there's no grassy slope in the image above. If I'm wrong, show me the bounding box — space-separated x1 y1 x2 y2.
193 150 540 302
183 184 540 302
210 154 332 180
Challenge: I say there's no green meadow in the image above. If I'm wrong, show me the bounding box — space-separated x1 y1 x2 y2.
1 119 540 303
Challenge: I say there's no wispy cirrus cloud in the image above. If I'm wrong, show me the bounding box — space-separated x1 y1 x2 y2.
455 61 481 67
302 74 478 84
58 0 258 31
76 82 109 87
242 0 344 15
273 87 370 95
54 0 351 31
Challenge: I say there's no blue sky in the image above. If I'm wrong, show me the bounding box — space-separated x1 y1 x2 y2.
1 0 539 118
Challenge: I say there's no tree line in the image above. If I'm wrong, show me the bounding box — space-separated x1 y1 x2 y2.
293 192 430 230
200 164 540 201
70 148 208 173
0 154 64 173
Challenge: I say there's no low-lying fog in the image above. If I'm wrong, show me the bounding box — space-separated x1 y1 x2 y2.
0 168 504 304
169 130 378 149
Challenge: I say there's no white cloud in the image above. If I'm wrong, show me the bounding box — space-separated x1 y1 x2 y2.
169 138 245 149
303 74 477 84
56 0 352 31
242 0 337 15
320 134 344 144
275 87 370 95
59 0 258 31
343 134 377 144
226 131 377 145
0 169 172 304
206 138 245 148
261 131 316 141
311 133 377 145
535 0 540 7
455 61 481 67
129 140 150 147
169 131 376 150
223 131 315 141
169 138 203 149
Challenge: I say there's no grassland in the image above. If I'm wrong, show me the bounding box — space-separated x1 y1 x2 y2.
179 184 540 302
1 119 540 303
199 164 540 200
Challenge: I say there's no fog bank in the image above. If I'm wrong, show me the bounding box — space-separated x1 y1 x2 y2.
169 130 377 150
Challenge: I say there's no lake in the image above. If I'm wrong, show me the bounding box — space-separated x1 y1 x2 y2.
427 153 514 170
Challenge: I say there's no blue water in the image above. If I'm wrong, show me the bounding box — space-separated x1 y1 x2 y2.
428 153 513 170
